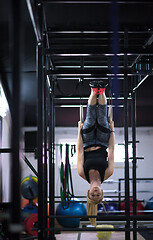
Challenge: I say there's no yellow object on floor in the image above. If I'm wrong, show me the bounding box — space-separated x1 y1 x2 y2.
96 225 114 240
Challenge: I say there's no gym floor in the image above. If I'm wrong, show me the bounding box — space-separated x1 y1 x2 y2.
55 232 145 240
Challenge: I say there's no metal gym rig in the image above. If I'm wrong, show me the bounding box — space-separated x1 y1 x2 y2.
1 0 153 240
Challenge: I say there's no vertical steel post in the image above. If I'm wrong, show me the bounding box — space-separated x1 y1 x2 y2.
37 42 48 240
49 78 55 240
118 179 121 211
110 0 119 117
132 76 137 240
124 29 130 240
0 118 2 202
43 34 48 239
36 2 48 239
10 0 22 238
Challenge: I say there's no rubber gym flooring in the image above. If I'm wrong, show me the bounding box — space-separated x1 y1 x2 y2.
55 232 145 240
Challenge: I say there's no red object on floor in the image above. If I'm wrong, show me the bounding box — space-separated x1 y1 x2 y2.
120 198 144 215
24 211 50 236
24 213 38 236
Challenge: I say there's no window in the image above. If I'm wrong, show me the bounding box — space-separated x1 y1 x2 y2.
0 82 9 117
59 141 133 166
114 143 133 163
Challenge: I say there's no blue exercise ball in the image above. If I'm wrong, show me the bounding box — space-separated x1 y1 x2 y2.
22 203 38 221
98 198 118 215
145 197 153 214
56 198 87 228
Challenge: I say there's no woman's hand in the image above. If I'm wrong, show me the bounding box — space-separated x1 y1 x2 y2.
78 121 84 132
109 120 114 132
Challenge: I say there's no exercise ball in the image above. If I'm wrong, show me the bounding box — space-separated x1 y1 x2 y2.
21 175 38 200
56 198 87 228
96 225 114 240
120 198 144 215
98 198 118 215
22 203 38 221
145 197 153 214
24 213 38 236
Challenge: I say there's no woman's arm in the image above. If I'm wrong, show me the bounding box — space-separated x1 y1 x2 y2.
104 121 115 181
77 121 86 180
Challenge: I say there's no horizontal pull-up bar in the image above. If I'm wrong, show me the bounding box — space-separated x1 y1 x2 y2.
119 178 153 181
48 226 153 232
47 30 153 34
45 47 153 56
44 0 153 4
54 195 143 198
55 104 124 108
0 148 36 153
49 214 153 220
47 69 153 76
55 97 132 100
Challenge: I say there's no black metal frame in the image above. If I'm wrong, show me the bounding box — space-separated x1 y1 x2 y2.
48 78 56 240
132 73 137 240
5 0 152 239
43 0 153 3
123 29 130 240
10 1 23 239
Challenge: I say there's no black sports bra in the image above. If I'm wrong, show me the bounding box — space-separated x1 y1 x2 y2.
83 147 108 183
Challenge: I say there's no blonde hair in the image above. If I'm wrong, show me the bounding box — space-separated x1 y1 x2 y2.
87 190 103 226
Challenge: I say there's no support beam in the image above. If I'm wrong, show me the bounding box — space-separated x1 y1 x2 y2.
49 214 153 221
26 0 42 42
44 0 153 4
132 77 137 240
143 33 153 47
36 3 48 240
24 156 38 177
47 66 153 78
45 47 153 55
47 68 130 75
10 0 23 238
131 29 153 74
47 29 153 34
49 79 56 240
133 74 149 91
47 69 153 76
124 29 130 240
49 227 153 232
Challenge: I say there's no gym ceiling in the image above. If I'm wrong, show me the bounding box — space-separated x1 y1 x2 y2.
0 0 153 127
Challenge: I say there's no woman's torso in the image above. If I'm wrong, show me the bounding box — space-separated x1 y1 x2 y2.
83 146 108 183
84 146 102 152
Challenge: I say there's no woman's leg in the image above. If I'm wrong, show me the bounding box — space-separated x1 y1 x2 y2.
97 91 108 128
82 90 97 147
96 91 111 148
83 90 97 129
98 90 107 105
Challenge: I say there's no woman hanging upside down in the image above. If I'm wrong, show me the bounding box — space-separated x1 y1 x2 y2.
77 80 115 226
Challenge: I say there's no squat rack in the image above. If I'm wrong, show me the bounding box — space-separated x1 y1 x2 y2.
8 0 153 240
